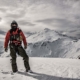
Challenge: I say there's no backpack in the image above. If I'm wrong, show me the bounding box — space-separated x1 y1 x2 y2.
9 28 22 46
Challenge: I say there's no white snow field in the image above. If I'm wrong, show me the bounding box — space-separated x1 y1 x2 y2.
0 57 80 80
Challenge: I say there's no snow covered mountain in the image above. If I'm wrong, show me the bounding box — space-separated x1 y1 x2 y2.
0 28 80 58
25 28 80 58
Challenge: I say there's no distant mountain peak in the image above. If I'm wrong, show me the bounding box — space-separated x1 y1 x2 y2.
44 28 51 32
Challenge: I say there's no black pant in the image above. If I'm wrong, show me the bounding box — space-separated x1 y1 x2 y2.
10 45 30 72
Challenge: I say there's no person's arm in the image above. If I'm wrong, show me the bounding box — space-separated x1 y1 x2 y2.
20 31 27 49
4 31 10 49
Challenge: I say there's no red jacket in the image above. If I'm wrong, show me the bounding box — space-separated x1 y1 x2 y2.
4 28 27 48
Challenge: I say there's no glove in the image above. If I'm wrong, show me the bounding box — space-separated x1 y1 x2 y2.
24 45 27 49
5 47 8 52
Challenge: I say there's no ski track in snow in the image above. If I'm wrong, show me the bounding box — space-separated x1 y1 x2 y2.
0 57 80 80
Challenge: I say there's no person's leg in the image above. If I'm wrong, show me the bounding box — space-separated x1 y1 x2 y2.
18 46 30 71
10 46 18 72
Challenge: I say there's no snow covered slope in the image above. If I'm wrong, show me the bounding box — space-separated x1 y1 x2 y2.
0 57 80 80
0 28 80 58
25 28 80 58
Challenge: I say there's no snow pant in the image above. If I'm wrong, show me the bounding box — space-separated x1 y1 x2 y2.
10 45 30 72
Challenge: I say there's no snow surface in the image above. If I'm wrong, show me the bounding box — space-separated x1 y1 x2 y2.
0 57 80 80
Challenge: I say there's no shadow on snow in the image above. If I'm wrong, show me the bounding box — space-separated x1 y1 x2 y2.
18 71 80 80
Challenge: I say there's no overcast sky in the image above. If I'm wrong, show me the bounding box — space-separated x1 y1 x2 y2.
0 0 80 37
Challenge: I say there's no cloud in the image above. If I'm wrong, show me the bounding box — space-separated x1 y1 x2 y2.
0 0 80 37
18 20 35 26
0 7 7 12
36 18 77 31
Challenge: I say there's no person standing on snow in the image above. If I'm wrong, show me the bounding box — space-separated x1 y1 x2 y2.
4 20 31 73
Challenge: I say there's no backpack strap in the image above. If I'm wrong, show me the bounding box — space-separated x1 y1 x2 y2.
17 29 21 34
9 28 22 34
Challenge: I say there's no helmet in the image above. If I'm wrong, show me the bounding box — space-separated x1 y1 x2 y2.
11 20 18 30
11 20 18 27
